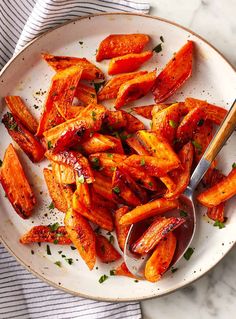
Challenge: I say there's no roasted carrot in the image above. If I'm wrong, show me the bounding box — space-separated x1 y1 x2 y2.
145 232 176 282
2 112 45 163
42 53 104 80
198 167 236 207
92 171 114 201
5 96 38 134
132 104 155 119
114 206 130 251
64 209 96 270
43 168 73 213
152 41 193 103
98 71 147 101
51 162 76 184
75 83 97 106
82 133 115 155
89 153 127 177
108 51 153 75
115 262 137 278
122 111 145 133
0 144 36 219
192 120 213 164
96 34 150 62
20 225 71 245
95 234 121 263
132 216 185 254
115 70 156 109
119 198 178 225
104 110 127 130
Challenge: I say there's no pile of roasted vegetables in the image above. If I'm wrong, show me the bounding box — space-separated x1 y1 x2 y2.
1 33 236 283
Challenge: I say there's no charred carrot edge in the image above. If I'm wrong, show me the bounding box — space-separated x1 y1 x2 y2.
0 144 36 219
64 208 96 270
20 226 71 244
145 232 177 282
152 41 193 103
96 34 150 62
5 96 38 134
95 234 121 263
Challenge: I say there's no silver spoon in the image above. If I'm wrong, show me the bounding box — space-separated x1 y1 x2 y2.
124 99 236 279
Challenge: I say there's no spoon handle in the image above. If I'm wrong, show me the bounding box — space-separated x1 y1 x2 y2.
188 99 236 191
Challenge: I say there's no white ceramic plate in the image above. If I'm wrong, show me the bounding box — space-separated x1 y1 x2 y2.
0 13 236 301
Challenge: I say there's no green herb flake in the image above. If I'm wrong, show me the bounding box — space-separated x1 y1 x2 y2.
140 158 145 166
110 166 116 172
55 261 61 267
61 254 66 258
192 140 202 152
47 141 53 149
91 157 100 170
53 239 59 244
148 182 153 187
152 43 162 53
46 244 51 255
106 153 113 158
92 111 97 121
94 81 105 93
109 234 115 244
0 159 2 167
110 270 116 276
65 258 73 265
213 220 225 229
99 274 108 283
184 247 194 261
160 36 164 43
71 246 76 250
112 186 120 194
48 202 55 210
77 175 85 184
171 267 178 273
49 222 59 232
232 162 236 169
169 119 177 128
180 210 188 217
197 119 204 126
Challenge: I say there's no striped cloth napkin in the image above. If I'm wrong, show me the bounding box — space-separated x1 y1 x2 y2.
0 1 150 318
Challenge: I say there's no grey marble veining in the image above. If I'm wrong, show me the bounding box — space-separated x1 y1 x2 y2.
142 0 236 318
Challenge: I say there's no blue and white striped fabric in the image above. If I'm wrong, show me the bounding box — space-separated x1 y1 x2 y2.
0 1 150 318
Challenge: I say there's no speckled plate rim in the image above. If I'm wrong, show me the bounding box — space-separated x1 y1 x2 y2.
0 12 235 302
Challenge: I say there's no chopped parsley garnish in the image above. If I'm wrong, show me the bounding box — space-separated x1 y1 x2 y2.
232 162 236 169
55 261 61 267
140 158 145 166
148 182 153 187
160 36 164 42
197 119 204 126
213 220 225 229
91 157 101 170
180 210 188 217
9 121 18 131
47 141 53 149
71 246 76 250
49 222 59 232
92 111 97 121
110 270 116 276
184 247 194 260
99 274 108 283
110 166 116 172
169 119 177 128
106 153 113 158
94 81 105 93
109 234 115 244
112 186 120 194
171 267 178 273
48 202 55 210
53 239 59 244
65 258 73 265
46 245 51 255
152 43 162 53
0 159 2 167
192 140 202 152
77 175 85 184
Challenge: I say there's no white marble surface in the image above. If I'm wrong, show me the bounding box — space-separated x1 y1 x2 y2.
142 1 236 318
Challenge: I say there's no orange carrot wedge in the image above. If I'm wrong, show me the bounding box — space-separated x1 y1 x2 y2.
20 226 71 245
115 70 156 109
96 34 150 62
114 206 130 251
2 112 45 163
132 216 185 254
0 144 36 219
122 111 145 132
115 262 137 278
145 232 176 282
132 104 155 119
75 83 97 106
82 133 115 155
52 162 76 184
95 234 121 263
198 167 236 207
108 51 153 75
41 53 104 80
119 198 178 225
64 209 96 270
5 96 38 134
152 41 193 103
